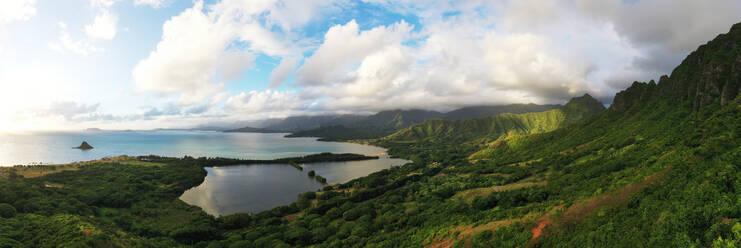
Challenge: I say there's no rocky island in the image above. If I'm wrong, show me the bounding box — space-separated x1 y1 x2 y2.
73 141 94 150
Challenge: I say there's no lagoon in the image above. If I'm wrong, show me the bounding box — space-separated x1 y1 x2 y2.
179 155 408 216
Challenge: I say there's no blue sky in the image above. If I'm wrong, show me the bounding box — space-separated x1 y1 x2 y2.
1 0 740 131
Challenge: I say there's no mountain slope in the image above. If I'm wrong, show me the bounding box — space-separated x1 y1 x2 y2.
253 114 367 132
224 22 741 247
379 94 605 145
442 103 561 120
286 104 568 141
284 109 447 140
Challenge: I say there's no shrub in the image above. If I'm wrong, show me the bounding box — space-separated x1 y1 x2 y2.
220 213 251 230
0 204 16 218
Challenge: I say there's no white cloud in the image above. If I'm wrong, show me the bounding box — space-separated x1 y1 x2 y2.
134 0 344 105
220 50 257 81
134 0 166 8
224 90 308 114
85 11 118 40
25 101 102 121
48 23 103 56
0 0 37 24
296 20 412 86
269 57 300 88
47 0 122 55
291 15 597 112
0 0 37 35
133 1 233 105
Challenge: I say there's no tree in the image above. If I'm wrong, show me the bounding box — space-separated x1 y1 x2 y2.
0 204 16 218
220 213 251 230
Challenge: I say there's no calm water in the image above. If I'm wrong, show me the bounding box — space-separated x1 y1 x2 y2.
0 130 409 216
0 130 391 166
179 156 408 216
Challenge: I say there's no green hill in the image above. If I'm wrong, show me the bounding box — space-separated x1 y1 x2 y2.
379 94 604 145
286 109 446 140
443 103 561 121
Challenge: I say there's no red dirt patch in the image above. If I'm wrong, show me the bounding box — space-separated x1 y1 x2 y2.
428 219 518 248
530 168 669 244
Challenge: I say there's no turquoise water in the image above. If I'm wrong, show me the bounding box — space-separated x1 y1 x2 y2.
0 130 391 166
0 130 410 215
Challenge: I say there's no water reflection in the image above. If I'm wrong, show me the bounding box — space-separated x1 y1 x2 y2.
180 156 409 216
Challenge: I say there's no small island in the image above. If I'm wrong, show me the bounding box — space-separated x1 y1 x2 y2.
73 141 94 150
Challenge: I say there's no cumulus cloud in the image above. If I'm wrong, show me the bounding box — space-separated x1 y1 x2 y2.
219 50 257 81
133 2 232 105
133 0 342 105
224 90 309 114
0 0 37 36
292 16 594 112
48 22 103 56
47 0 122 55
269 57 300 88
0 0 36 24
25 101 102 121
296 20 412 86
134 0 166 8
85 11 118 40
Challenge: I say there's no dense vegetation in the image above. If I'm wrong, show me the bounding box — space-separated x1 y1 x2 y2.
378 94 604 146
1 22 741 248
0 159 212 247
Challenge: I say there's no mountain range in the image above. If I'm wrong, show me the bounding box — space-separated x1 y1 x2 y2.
230 103 569 140
378 94 604 145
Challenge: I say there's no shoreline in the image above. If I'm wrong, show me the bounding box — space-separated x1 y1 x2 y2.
0 132 393 167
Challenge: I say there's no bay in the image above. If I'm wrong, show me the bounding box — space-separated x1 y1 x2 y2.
0 130 391 165
0 130 409 216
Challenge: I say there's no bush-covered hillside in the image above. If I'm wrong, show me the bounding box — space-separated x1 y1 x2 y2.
378 94 604 146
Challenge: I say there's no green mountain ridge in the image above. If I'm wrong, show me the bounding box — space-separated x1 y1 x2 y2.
378 94 605 145
443 104 562 121
286 103 566 141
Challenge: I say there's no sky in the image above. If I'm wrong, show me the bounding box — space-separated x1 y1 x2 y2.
1 0 740 131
